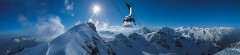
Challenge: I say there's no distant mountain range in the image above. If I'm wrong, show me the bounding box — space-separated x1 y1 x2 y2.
1 22 240 55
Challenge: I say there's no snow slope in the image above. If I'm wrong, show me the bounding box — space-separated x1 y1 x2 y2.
46 22 115 55
215 41 240 55
106 33 159 55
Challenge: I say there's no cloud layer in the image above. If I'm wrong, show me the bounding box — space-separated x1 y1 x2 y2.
18 15 65 42
34 16 65 42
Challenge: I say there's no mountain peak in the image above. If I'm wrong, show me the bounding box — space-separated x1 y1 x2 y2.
69 22 97 32
47 22 115 55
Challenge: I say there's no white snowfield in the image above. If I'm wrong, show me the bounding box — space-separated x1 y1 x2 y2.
12 22 240 55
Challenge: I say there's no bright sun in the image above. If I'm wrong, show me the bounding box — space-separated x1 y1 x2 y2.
93 5 100 14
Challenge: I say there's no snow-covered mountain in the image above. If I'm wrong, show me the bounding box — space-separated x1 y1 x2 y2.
0 35 39 55
215 41 240 55
46 22 115 55
3 22 239 55
98 26 240 55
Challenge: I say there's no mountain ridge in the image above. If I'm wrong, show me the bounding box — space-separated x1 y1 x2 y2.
9 22 240 55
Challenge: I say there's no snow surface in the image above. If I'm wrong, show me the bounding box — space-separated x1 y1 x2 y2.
2 22 239 55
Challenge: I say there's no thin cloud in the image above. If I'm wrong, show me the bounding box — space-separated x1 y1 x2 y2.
34 16 65 42
64 0 74 16
17 15 31 28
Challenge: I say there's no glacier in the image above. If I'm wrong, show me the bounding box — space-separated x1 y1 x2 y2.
1 22 240 55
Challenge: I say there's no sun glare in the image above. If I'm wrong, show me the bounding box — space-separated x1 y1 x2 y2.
93 5 100 14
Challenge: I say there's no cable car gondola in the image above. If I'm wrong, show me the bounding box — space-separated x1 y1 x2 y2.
123 2 136 27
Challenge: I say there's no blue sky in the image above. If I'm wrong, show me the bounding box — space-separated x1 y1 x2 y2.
0 0 240 33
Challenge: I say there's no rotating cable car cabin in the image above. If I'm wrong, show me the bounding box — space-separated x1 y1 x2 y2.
122 2 136 27
111 0 137 27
